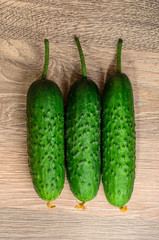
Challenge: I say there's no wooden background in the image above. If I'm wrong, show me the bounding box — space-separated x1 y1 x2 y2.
0 0 159 239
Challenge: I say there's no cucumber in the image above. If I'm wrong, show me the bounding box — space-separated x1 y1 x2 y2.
66 37 101 207
102 39 135 210
27 39 65 206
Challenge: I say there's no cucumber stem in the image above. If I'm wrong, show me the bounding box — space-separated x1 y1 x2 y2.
75 201 86 210
75 36 87 78
119 206 128 212
47 201 56 209
117 39 123 73
41 39 49 80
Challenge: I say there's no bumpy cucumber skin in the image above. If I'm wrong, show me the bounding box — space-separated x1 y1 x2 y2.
66 78 101 202
102 73 135 207
27 79 65 201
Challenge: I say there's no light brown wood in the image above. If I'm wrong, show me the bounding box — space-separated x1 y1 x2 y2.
0 0 159 239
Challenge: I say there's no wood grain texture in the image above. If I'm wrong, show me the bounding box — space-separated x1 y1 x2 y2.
0 0 159 239
1 208 159 240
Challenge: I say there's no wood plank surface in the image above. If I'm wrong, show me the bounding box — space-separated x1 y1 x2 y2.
0 0 159 239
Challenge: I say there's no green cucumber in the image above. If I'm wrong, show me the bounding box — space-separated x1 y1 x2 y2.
102 39 135 210
66 37 101 207
27 39 65 206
